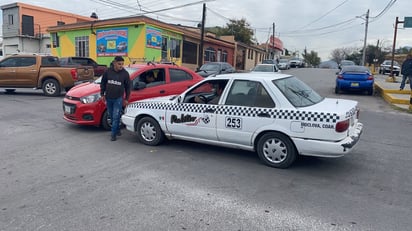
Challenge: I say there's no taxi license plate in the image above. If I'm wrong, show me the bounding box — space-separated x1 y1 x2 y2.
64 105 72 114
351 82 359 87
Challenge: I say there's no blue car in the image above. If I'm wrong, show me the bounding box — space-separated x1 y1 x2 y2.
335 65 374 95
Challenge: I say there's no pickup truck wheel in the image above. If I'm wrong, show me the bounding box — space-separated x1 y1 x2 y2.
42 79 61 96
256 132 297 168
136 117 164 146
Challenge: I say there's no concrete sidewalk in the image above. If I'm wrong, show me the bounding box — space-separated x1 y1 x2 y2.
374 75 411 111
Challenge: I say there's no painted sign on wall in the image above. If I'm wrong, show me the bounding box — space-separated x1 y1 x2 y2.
146 26 162 49
96 28 128 56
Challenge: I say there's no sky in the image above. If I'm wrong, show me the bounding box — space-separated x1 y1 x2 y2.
1 0 411 61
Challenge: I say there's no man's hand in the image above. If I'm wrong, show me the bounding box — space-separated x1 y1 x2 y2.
101 95 105 102
194 96 203 103
123 99 129 106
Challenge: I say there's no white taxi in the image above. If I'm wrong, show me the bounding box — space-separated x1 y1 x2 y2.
122 72 363 168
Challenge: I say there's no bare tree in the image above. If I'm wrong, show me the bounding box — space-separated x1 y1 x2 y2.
330 47 357 64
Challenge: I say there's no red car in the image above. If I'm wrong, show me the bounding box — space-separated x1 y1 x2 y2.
62 63 203 130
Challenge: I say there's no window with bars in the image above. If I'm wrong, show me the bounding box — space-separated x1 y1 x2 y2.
169 38 181 59
75 36 89 57
161 36 168 61
51 33 59 48
8 14 14 25
205 47 216 62
222 50 228 62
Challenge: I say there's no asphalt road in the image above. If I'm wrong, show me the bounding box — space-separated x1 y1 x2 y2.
1 68 411 231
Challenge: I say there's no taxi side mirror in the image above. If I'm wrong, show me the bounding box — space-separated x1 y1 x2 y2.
133 81 147 90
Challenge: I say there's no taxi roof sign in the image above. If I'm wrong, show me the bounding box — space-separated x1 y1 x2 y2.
404 17 412 28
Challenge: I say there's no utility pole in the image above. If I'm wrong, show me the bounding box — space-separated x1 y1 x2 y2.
272 22 275 60
361 9 369 66
389 17 404 81
198 3 206 69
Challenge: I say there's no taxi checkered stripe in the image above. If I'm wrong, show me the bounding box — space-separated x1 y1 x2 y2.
128 102 339 123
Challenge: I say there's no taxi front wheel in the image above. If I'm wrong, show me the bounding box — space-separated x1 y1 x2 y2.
136 117 165 146
257 132 297 169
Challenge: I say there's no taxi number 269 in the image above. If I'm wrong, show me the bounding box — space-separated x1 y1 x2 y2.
225 117 242 129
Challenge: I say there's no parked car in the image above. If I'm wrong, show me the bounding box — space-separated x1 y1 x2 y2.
379 60 400 76
262 59 276 64
319 60 338 69
277 59 290 70
63 63 204 130
122 72 363 169
0 54 94 96
338 60 356 69
59 57 108 77
251 63 280 73
196 62 235 77
335 65 374 95
289 58 305 68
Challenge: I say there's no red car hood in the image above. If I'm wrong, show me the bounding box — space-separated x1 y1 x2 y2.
67 82 100 97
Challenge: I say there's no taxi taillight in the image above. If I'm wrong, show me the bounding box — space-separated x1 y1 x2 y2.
335 119 349 133
337 74 344 79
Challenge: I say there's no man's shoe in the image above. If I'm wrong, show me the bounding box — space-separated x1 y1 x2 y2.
111 135 116 141
117 130 122 136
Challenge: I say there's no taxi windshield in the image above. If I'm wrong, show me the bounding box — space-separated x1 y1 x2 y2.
273 76 323 107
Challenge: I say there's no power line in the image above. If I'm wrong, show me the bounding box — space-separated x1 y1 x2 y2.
369 0 397 22
282 17 358 35
299 0 350 29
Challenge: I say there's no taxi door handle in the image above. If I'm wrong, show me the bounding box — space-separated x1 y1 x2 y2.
257 113 270 118
159 90 165 94
204 108 215 113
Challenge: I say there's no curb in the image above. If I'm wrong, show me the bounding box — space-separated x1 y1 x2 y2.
374 81 411 112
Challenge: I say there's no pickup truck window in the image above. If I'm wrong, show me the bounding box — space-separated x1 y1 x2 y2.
0 57 18 67
0 57 36 67
19 57 36 67
41 57 59 66
73 58 94 66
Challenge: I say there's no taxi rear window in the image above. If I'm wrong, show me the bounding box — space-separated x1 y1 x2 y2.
273 76 323 107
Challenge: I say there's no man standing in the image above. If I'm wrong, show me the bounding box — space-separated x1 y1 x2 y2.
400 54 412 90
100 56 130 141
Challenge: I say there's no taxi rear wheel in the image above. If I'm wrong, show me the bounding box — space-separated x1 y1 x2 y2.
256 132 297 168
136 117 164 146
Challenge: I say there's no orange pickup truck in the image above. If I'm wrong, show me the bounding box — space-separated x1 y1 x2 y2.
0 54 94 96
